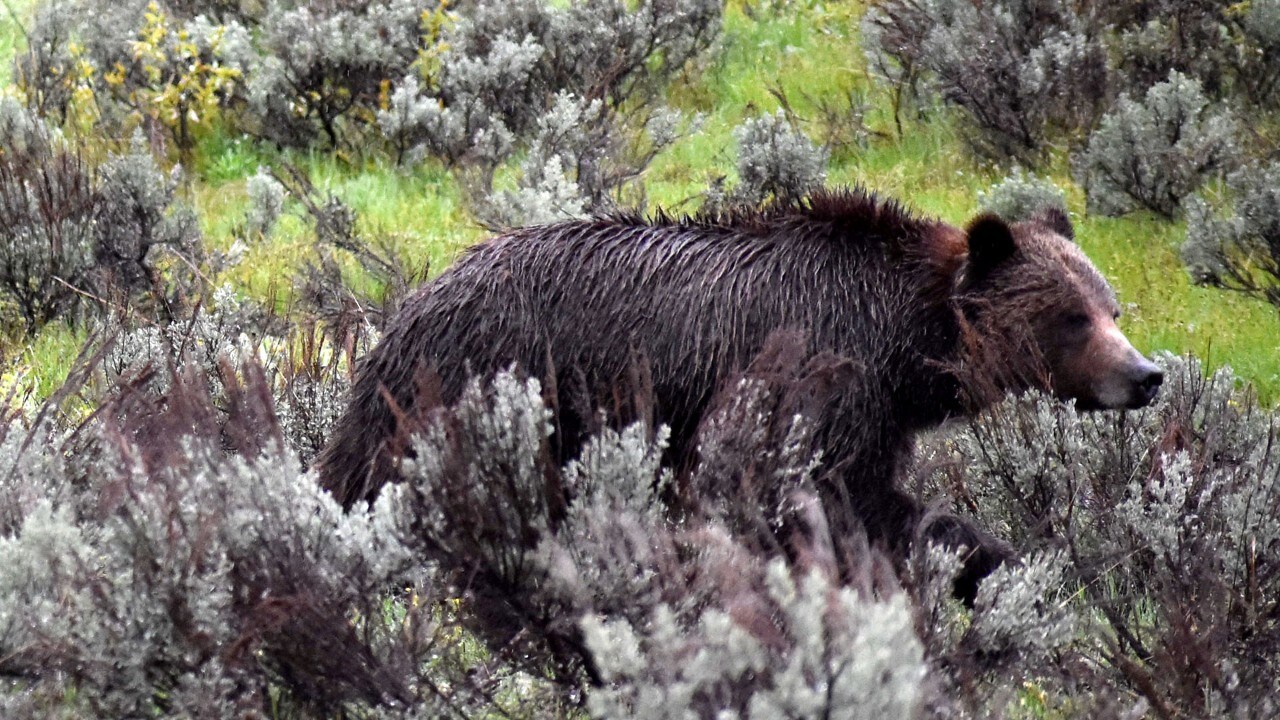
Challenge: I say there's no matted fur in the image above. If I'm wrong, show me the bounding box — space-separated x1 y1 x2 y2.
317 187 1122 598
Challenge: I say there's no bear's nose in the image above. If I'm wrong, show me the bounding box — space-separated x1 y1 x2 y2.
1137 366 1163 402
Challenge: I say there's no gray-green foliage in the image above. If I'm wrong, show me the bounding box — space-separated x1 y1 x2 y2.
1099 0 1280 108
977 168 1068 223
0 98 97 329
0 362 530 717
0 418 407 714
101 284 357 466
245 0 427 148
243 166 285 239
732 110 828 204
1240 0 1280 107
921 355 1280 714
17 0 248 149
384 0 718 219
9 345 1269 716
1076 71 1239 218
471 93 596 228
102 284 253 387
1183 161 1280 307
94 133 202 297
385 368 1086 718
377 74 460 166
0 112 202 330
583 562 928 720
968 551 1073 663
16 0 719 229
862 0 1108 163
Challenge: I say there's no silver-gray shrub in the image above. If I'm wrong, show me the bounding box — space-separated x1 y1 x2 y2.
381 357 1096 716
582 561 928 720
435 0 720 142
920 354 1280 714
977 168 1068 224
468 95 694 228
1237 0 1280 106
0 363 519 717
93 133 203 304
1076 72 1239 218
243 166 285 239
1097 0 1280 109
102 284 255 390
245 0 428 149
1101 1 1233 100
862 0 1109 164
468 93 596 228
1182 161 1280 309
0 99 97 329
732 110 828 205
379 0 719 173
101 284 359 467
385 0 719 220
0 121 205 330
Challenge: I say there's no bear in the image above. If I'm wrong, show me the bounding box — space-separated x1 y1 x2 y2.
316 186 1162 600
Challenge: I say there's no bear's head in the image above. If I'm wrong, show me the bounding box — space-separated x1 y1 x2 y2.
954 208 1163 411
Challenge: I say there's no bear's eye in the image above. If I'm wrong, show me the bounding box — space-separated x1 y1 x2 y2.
1112 309 1122 320
1065 312 1091 328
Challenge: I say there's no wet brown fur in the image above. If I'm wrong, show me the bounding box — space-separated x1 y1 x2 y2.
316 187 1124 599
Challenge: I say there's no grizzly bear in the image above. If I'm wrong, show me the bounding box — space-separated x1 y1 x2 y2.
316 187 1161 599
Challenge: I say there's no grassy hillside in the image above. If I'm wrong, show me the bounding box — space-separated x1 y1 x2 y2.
4 4 1280 717
2 0 1279 400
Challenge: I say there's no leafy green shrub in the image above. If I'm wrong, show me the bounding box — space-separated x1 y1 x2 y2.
977 168 1068 223
109 3 243 158
16 0 248 150
1076 72 1238 218
1182 161 1280 307
18 0 434 151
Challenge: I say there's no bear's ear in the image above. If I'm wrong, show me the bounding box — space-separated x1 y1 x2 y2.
958 213 1016 291
1033 206 1074 241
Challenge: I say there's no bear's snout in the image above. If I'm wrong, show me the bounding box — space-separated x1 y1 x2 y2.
1053 320 1164 411
1126 358 1163 408
1093 328 1162 410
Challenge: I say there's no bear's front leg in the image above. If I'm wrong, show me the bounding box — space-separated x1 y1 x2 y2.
915 509 1016 606
871 489 1015 607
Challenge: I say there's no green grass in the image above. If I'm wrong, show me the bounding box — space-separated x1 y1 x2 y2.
0 322 89 406
3 0 1280 402
0 0 32 87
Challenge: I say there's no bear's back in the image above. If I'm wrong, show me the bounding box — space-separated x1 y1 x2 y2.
320 190 959 507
